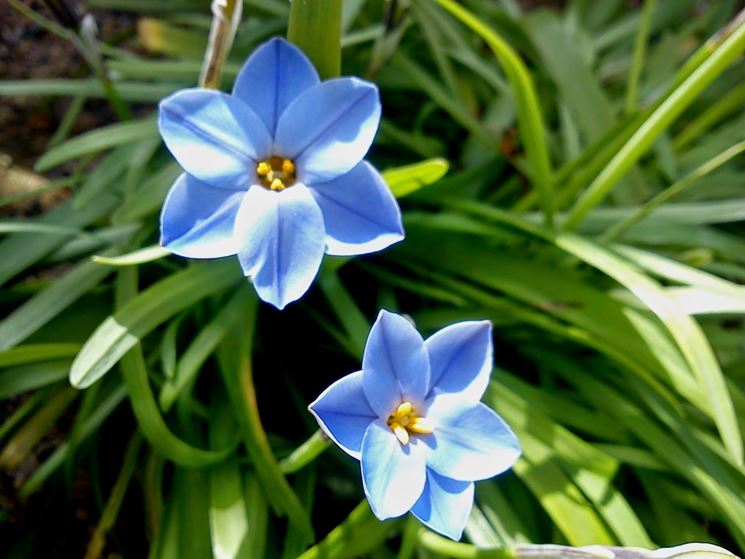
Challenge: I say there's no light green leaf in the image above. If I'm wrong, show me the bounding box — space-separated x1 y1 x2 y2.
35 117 158 172
0 253 117 351
382 158 449 198
70 259 242 388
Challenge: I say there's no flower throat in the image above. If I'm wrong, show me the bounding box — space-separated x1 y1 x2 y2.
256 156 296 191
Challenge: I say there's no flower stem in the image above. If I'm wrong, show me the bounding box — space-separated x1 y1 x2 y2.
116 267 237 468
200 0 243 88
216 290 315 543
288 0 342 79
279 429 330 474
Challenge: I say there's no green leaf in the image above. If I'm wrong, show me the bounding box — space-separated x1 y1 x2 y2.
434 0 554 226
69 259 242 389
0 361 70 399
111 162 182 224
0 253 117 351
160 288 250 411
512 440 614 545
35 117 158 172
0 79 179 102
0 344 80 367
0 195 117 287
565 15 745 229
553 234 743 465
296 501 395 559
382 158 449 198
208 403 252 559
444 201 743 465
19 383 127 498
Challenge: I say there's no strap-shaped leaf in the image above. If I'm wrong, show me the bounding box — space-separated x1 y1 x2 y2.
70 259 242 388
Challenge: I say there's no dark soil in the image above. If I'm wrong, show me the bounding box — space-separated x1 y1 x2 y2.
0 1 135 168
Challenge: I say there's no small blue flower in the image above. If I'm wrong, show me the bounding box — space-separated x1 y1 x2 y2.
309 310 521 540
157 38 404 309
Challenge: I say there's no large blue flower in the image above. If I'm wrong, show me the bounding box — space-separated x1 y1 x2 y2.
309 311 521 540
158 38 403 309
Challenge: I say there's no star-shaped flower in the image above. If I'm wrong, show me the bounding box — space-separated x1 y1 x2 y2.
157 38 404 309
309 311 521 540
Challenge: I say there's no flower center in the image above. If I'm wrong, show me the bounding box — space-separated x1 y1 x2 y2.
256 156 296 191
386 401 433 446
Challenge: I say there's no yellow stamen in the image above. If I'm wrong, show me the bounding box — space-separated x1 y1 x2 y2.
408 417 434 434
386 401 433 445
282 158 295 174
256 161 272 176
394 401 412 418
391 422 410 445
270 178 285 191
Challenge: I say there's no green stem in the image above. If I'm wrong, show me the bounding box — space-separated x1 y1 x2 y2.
199 0 243 88
625 0 657 113
564 10 745 231
288 0 342 79
116 268 237 468
601 140 745 241
279 430 330 474
434 0 554 228
217 291 315 543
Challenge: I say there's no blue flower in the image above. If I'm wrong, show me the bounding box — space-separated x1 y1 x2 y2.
157 38 403 309
309 310 521 540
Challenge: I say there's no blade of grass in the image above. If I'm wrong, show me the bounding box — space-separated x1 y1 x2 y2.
434 0 554 226
565 11 745 229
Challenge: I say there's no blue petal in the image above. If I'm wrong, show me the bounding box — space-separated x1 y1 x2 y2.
308 370 377 459
160 173 242 258
310 161 404 256
274 78 381 184
411 469 474 540
425 321 492 403
422 402 521 481
362 311 431 418
232 37 320 136
234 183 325 309
361 420 427 519
159 89 272 190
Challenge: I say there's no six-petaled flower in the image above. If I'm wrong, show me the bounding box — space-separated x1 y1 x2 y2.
309 310 521 540
158 37 404 309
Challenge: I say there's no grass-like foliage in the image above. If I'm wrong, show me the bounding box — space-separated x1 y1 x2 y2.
1 0 745 557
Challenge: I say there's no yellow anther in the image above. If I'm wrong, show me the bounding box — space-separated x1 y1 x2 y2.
391 422 410 445
256 161 272 176
387 400 433 445
408 417 434 434
394 401 413 418
256 157 297 190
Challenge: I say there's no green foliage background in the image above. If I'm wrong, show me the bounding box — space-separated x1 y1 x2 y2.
1 0 745 557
